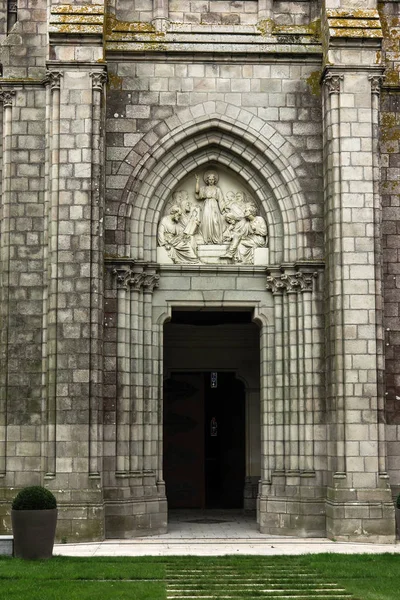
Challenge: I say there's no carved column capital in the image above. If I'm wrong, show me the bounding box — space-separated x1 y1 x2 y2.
47 70 63 90
280 273 302 294
267 269 318 294
0 90 15 107
295 271 318 292
323 73 343 95
113 266 132 290
143 272 160 293
266 274 285 295
369 75 384 96
90 71 108 91
130 272 146 291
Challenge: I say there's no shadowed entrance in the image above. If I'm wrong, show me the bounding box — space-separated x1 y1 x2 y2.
163 371 245 509
163 309 260 515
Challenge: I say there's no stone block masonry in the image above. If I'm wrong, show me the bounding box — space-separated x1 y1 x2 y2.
0 0 398 542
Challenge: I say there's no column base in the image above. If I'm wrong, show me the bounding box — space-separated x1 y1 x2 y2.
105 476 167 538
258 476 326 537
244 476 259 511
326 485 396 544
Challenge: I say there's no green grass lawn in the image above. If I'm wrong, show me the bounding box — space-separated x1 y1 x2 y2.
0 554 398 599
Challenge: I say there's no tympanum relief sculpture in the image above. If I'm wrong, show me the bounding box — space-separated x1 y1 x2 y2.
157 170 268 265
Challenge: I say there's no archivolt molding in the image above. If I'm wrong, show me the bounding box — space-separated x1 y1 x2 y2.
112 102 313 264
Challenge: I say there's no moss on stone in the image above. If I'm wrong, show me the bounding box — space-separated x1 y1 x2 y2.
306 70 322 96
107 72 123 90
256 19 273 37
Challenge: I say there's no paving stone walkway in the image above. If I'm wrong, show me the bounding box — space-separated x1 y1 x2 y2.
166 563 354 599
54 510 400 557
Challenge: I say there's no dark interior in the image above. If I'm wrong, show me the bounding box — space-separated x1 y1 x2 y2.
163 371 245 509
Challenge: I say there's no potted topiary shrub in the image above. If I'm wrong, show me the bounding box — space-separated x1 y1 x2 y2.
11 486 57 559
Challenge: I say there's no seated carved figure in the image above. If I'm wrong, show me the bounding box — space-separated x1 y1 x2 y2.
237 204 268 263
221 203 267 263
158 205 199 264
221 212 248 261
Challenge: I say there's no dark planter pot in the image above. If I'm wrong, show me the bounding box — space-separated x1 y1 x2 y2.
11 509 57 560
396 507 400 539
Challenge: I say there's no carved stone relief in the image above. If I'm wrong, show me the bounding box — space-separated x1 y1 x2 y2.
157 169 269 265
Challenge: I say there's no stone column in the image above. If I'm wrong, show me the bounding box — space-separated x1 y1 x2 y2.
266 271 285 474
0 90 15 478
299 269 316 473
129 266 145 474
284 272 300 473
89 71 107 478
46 71 63 477
323 72 346 478
114 263 133 475
143 268 160 476
369 75 387 478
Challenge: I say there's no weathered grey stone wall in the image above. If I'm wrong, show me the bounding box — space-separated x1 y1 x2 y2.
111 0 320 27
0 0 47 530
380 0 400 494
0 0 398 543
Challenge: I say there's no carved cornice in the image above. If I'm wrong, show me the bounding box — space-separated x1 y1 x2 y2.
47 70 63 90
369 75 384 96
0 90 15 107
323 73 343 95
90 71 107 91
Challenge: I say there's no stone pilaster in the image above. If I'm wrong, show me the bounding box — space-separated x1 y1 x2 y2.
322 3 395 542
105 261 166 539
42 66 107 541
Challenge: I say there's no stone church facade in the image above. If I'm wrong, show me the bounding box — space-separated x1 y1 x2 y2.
0 0 399 542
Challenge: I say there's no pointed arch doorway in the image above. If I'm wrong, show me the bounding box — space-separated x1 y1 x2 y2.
163 309 260 514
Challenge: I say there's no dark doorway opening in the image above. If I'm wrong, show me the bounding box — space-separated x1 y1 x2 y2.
163 371 245 509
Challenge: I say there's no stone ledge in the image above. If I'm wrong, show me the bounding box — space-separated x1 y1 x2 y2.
325 9 382 40
49 4 104 37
